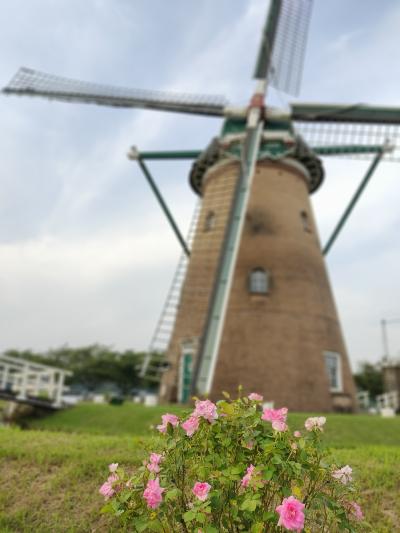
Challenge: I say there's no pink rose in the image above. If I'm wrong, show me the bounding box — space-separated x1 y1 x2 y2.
304 416 326 432
193 400 218 422
149 453 163 465
147 453 163 473
349 501 363 521
192 482 211 501
262 407 288 432
99 481 114 500
332 465 352 484
99 473 119 500
248 392 263 401
182 415 200 437
143 477 165 509
294 431 301 438
108 463 118 473
157 413 179 433
241 464 255 488
276 495 305 531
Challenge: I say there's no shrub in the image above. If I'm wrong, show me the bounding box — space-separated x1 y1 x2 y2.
99 392 364 532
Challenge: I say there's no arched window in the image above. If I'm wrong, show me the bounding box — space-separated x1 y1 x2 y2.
248 268 269 294
204 210 216 232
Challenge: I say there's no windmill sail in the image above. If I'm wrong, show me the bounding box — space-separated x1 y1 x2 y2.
254 0 313 95
2 67 228 117
292 103 400 162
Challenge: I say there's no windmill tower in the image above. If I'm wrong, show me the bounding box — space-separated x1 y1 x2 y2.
3 1 400 411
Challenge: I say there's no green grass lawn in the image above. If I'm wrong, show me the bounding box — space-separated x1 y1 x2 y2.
0 403 399 532
25 401 185 437
25 401 400 447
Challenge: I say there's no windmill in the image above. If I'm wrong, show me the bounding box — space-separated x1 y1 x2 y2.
3 1 400 411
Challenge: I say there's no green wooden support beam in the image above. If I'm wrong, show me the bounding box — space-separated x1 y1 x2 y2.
313 145 384 156
127 147 190 257
139 150 202 160
137 144 385 161
193 121 264 395
323 148 385 256
292 103 400 124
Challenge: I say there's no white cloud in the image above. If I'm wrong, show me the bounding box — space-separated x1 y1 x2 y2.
0 0 400 369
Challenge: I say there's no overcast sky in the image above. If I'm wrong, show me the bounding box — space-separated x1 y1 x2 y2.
1 0 400 369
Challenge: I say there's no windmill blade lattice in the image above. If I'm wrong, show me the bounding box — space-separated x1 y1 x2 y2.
292 103 400 162
254 0 313 96
2 67 228 117
294 121 400 162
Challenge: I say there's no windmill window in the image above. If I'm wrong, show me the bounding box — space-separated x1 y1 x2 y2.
204 210 216 232
249 268 269 294
324 351 343 392
300 210 312 232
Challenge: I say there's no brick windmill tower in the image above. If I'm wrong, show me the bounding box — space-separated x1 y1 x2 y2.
3 1 399 410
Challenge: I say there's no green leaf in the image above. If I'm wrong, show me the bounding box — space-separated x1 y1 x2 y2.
263 468 274 480
147 520 164 532
263 510 276 522
119 491 131 503
165 488 180 501
240 499 259 512
229 465 244 475
100 502 113 514
204 527 218 533
272 454 282 464
197 512 206 524
183 510 197 523
133 518 150 533
222 390 231 399
251 522 264 533
218 400 235 416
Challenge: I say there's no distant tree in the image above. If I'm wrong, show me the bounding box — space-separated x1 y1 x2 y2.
353 361 383 400
4 345 152 394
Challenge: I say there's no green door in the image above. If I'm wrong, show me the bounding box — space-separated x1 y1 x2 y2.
179 352 193 403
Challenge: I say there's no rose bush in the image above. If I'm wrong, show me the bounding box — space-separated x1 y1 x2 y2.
99 392 364 532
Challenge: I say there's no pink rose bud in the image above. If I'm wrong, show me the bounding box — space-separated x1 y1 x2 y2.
193 400 218 422
332 465 352 484
182 415 200 437
143 477 165 509
349 501 363 521
304 416 326 432
192 482 211 501
276 495 305 531
157 413 179 433
241 464 255 488
248 392 263 401
262 407 288 432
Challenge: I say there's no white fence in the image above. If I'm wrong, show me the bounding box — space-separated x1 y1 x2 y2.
376 390 399 412
0 354 72 407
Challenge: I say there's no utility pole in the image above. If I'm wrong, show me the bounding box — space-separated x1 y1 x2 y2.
381 318 400 362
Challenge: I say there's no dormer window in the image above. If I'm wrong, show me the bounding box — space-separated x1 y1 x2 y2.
300 210 312 232
249 268 269 294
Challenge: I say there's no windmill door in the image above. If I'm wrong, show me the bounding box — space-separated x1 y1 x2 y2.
178 347 194 404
